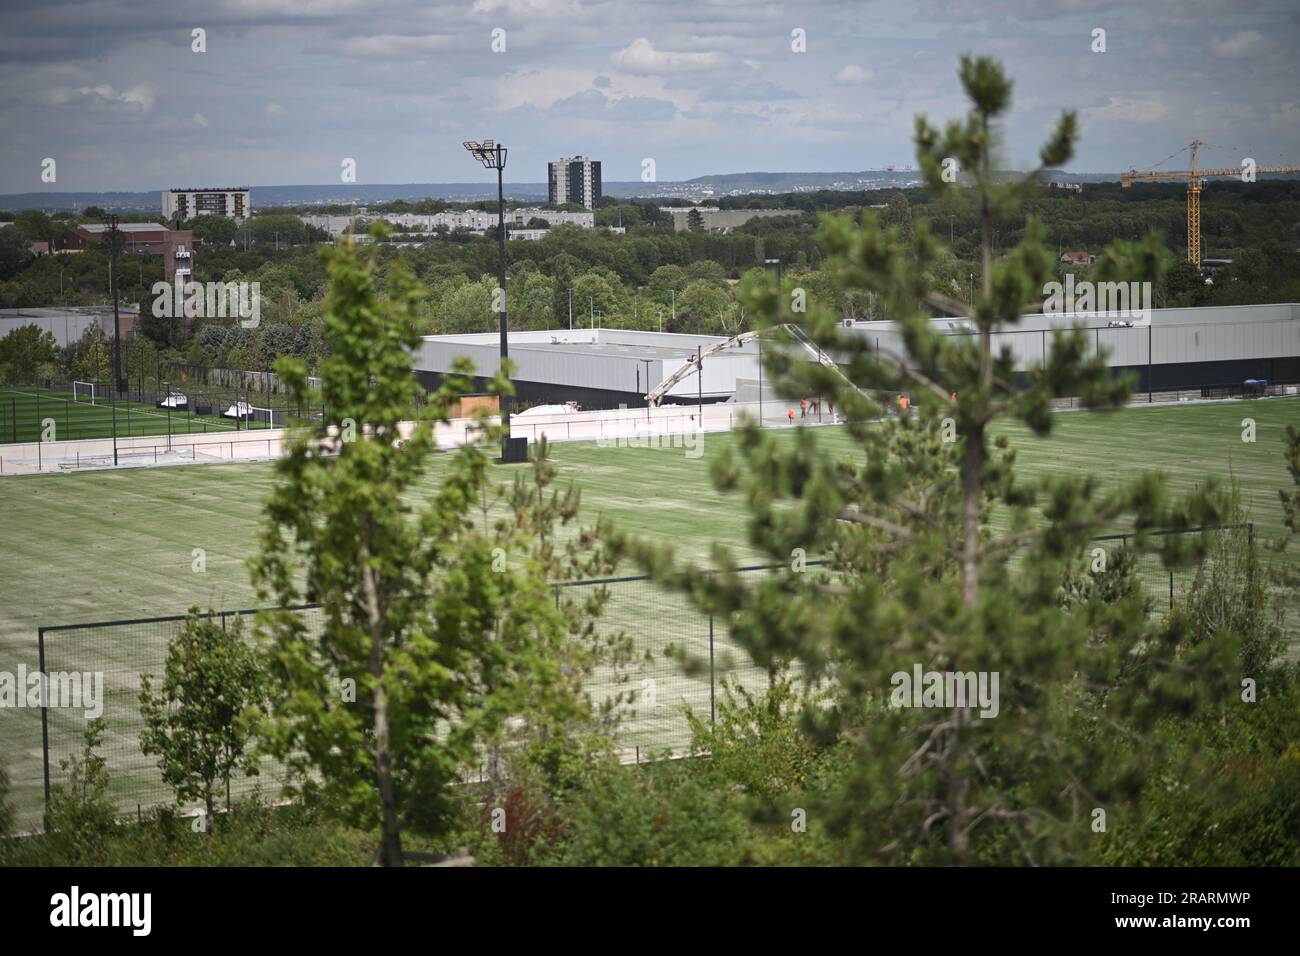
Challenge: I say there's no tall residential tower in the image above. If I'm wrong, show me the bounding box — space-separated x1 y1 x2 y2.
547 156 601 209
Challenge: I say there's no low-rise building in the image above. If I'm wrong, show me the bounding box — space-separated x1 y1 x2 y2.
301 207 597 238
661 207 802 233
64 223 196 281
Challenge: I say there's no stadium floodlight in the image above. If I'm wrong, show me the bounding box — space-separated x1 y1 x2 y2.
462 138 524 462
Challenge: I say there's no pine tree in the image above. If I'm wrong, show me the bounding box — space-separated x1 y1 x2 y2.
620 56 1236 864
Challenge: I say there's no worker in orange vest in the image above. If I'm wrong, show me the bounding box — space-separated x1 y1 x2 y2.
800 398 808 418
787 408 795 425
900 394 910 413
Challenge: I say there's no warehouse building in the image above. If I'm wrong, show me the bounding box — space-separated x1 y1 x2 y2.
413 303 1300 412
414 328 760 409
848 302 1300 394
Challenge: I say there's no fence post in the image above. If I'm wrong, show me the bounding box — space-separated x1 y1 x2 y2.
709 614 716 727
38 627 51 825
1168 569 1174 610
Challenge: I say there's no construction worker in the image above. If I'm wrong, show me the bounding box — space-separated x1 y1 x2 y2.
787 408 795 425
800 398 808 418
900 394 910 413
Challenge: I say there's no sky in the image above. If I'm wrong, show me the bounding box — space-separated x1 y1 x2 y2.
1 0 1298 193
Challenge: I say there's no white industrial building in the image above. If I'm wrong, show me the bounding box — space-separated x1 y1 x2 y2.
162 187 250 222
412 303 1300 412
849 302 1300 394
415 328 762 409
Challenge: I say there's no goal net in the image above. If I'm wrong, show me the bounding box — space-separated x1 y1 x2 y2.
73 381 97 405
222 401 276 426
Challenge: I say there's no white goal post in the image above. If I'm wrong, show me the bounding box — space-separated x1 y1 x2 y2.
72 381 97 405
222 400 275 426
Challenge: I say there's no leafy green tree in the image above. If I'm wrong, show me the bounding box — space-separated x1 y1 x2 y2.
249 234 610 866
46 719 118 864
139 610 268 829
72 331 112 384
0 323 60 385
1161 258 1210 307
685 259 727 286
186 214 238 248
0 754 12 839
686 208 705 233
0 226 34 280
622 55 1234 865
12 210 63 252
675 279 732 334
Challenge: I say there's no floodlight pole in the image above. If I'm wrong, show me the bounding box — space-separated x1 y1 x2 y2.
495 147 511 451
109 216 121 466
464 139 516 459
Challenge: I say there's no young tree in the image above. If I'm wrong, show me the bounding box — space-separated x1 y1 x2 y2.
138 610 268 830
621 56 1235 865
0 754 13 839
0 323 60 385
71 330 112 384
46 719 118 864
250 232 612 866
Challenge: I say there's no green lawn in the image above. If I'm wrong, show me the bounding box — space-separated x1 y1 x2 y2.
1 396 1296 828
0 386 279 444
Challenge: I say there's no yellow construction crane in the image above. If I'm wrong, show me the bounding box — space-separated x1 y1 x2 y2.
1120 139 1300 268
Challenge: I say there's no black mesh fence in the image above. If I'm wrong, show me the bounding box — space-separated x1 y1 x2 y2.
34 530 1260 821
36 569 795 821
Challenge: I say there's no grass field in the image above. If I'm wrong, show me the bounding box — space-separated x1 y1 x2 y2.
1 396 1297 828
0 386 279 444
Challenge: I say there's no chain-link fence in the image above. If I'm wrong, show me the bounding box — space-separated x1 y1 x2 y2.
33 528 1261 822
36 568 794 821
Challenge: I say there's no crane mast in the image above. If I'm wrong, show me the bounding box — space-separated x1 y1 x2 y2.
1120 139 1300 268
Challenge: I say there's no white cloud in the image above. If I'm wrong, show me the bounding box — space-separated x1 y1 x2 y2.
67 83 156 114
1210 30 1272 59
470 0 584 14
221 0 361 14
1082 96 1169 125
495 66 697 113
266 102 286 117
193 112 209 128
611 38 721 74
339 34 457 57
834 65 873 85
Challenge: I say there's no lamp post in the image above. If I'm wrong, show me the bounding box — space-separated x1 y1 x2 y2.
464 139 524 462
109 216 122 466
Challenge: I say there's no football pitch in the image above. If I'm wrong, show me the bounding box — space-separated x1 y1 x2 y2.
1 397 1297 828
0 386 278 444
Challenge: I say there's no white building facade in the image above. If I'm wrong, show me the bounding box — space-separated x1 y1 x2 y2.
162 187 250 222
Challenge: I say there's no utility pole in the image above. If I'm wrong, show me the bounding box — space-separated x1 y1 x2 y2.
568 286 573 330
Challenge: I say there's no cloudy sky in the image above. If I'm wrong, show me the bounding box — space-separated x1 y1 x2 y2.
2 0 1298 192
